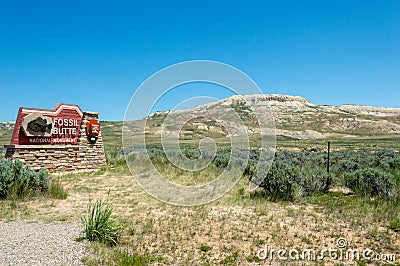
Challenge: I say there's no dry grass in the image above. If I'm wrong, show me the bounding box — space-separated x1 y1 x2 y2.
1 166 399 265
1 123 400 264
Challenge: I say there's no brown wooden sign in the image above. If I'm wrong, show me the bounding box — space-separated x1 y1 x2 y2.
10 103 83 145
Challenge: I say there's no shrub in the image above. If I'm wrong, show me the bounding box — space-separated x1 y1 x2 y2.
296 167 331 196
336 159 359 172
255 161 331 201
0 159 49 200
182 147 200 159
82 199 121 246
105 149 126 167
344 168 397 199
213 150 230 169
379 157 400 170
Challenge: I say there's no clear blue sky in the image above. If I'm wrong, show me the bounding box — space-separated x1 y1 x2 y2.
0 0 399 121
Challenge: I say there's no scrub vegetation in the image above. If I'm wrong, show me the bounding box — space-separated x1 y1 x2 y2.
0 121 399 265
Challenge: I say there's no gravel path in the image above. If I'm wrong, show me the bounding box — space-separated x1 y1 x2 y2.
0 220 86 266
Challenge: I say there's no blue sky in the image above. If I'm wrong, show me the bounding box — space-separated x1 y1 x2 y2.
0 0 399 121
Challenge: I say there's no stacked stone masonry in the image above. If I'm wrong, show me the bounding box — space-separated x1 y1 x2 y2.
5 112 106 173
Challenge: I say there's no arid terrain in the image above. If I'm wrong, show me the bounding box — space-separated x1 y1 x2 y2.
144 94 400 140
1 94 400 265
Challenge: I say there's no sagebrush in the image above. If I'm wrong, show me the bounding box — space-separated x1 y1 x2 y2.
0 159 49 199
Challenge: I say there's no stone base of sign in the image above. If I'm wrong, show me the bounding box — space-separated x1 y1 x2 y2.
4 111 106 173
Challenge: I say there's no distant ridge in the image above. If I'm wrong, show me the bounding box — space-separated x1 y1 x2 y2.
3 94 400 140
0 121 15 130
146 94 400 139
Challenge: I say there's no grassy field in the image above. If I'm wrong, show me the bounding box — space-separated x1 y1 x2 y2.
0 128 12 156
1 123 400 265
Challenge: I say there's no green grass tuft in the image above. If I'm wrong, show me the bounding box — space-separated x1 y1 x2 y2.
47 178 68 199
200 245 213 252
388 219 400 232
82 199 122 246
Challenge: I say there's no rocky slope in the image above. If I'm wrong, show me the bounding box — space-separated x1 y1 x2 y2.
146 94 400 140
3 95 399 141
